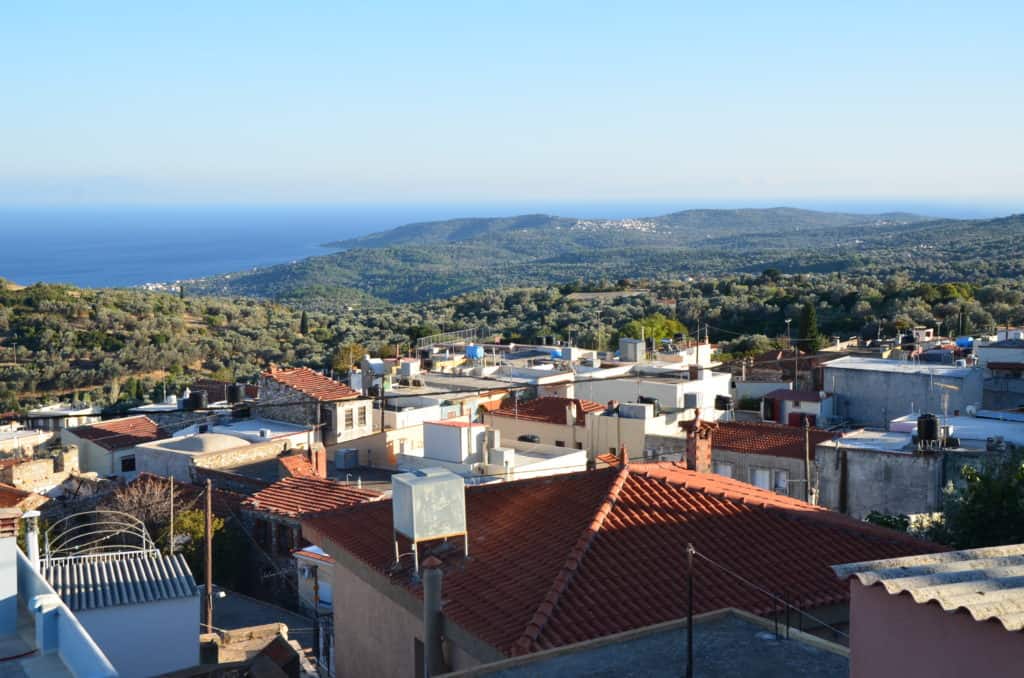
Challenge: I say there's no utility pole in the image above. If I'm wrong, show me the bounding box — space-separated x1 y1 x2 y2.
204 479 214 634
685 542 695 678
168 476 175 555
803 416 813 503
785 319 793 388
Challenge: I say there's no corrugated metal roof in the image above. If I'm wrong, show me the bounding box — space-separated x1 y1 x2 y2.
833 544 1024 631
44 552 199 611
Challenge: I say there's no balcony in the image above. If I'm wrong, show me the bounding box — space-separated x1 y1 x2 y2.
1 529 116 677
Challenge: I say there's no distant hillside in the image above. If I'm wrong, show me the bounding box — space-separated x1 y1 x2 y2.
327 207 924 250
188 207 1024 308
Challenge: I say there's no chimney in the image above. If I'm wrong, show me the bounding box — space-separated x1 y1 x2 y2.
619 445 629 466
310 444 327 478
22 510 40 570
0 508 21 635
684 409 715 474
607 400 620 415
422 556 447 676
566 401 578 426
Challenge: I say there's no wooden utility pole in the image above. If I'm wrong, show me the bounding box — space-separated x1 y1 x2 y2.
204 479 214 634
803 416 813 503
168 476 174 555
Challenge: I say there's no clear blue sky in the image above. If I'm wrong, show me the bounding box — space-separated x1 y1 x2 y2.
2 1 1022 206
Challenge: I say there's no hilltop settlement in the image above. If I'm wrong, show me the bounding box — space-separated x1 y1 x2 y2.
4 320 1024 678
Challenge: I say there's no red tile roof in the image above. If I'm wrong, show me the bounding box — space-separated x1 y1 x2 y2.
712 421 841 461
304 464 942 657
763 389 831 402
67 415 170 451
490 397 605 427
0 482 33 508
278 453 316 478
243 476 380 519
262 366 361 402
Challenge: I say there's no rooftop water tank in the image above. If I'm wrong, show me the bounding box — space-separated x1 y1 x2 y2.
465 344 485 361
392 468 467 544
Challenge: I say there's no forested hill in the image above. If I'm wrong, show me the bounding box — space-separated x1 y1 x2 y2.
187 208 1024 309
327 207 925 249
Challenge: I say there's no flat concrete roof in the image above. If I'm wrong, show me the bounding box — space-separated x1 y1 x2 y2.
448 609 848 678
824 430 913 453
822 356 976 378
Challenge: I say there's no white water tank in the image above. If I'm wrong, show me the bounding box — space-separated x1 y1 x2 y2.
392 468 467 543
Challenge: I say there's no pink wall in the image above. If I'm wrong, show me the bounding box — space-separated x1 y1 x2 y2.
849 581 1024 678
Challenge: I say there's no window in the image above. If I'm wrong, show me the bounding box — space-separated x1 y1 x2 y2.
750 467 771 490
120 455 136 473
773 469 789 494
344 408 354 430
358 406 367 426
713 461 734 478
575 442 584 450
555 440 566 448
609 447 617 455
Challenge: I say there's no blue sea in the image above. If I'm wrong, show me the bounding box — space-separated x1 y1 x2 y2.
0 201 1011 289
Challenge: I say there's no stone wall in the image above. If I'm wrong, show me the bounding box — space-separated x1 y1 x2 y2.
816 444 943 519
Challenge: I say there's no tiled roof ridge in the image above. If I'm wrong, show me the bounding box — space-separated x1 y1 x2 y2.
637 462 941 551
513 465 631 655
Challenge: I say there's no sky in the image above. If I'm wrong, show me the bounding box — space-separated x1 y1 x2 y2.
2 2 1023 208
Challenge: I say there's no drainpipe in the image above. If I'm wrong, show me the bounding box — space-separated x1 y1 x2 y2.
423 556 446 677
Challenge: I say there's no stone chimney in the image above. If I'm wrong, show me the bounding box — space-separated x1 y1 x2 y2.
683 409 716 474
310 444 327 479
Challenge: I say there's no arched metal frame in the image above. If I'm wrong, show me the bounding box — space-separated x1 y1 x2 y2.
44 509 158 565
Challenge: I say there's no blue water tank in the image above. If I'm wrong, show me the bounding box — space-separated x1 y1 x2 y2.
955 336 973 348
465 344 485 360
550 348 562 360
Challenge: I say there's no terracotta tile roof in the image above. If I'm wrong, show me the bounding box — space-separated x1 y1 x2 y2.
243 476 380 519
304 464 942 657
712 421 841 460
0 482 33 508
278 453 316 478
262 366 361 402
763 389 831 402
490 397 605 427
67 415 170 451
479 399 505 412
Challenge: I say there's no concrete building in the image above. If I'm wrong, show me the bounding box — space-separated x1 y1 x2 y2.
0 427 54 455
822 357 984 427
485 397 604 451
303 464 940 678
814 427 1010 520
133 431 296 484
42 551 200 677
173 416 314 448
24 402 103 432
61 415 171 478
707 421 841 501
975 338 1024 409
834 545 1024 678
761 389 835 426
571 368 732 421
0 509 118 677
257 366 373 453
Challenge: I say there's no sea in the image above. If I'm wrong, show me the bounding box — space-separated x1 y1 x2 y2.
0 201 1011 289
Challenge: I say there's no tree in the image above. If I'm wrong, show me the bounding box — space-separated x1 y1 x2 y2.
178 285 185 300
928 453 1024 548
619 313 686 344
798 302 825 352
299 310 310 335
